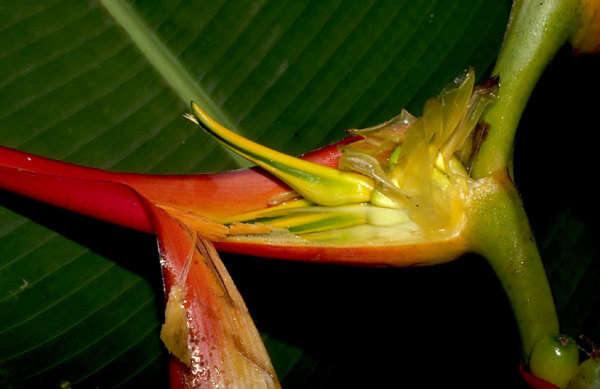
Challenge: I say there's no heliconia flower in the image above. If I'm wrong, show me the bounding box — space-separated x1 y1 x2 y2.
0 69 495 265
183 69 496 263
0 68 579 388
0 68 568 389
1 70 501 388
3 0 597 386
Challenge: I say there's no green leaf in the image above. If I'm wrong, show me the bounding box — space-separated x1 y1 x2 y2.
1 0 562 387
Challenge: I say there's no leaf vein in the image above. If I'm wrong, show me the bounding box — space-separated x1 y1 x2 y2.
0 254 110 330
16 278 146 381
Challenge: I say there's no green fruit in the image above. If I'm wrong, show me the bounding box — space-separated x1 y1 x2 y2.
568 358 600 389
530 335 580 388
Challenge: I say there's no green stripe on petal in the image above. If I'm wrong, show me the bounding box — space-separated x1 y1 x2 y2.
191 102 374 206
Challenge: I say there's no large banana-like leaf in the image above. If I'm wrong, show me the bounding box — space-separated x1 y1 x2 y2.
3 1 596 388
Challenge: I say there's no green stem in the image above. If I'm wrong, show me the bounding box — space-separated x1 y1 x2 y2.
468 173 558 357
471 0 579 179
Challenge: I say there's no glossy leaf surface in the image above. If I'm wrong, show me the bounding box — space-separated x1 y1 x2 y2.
4 1 595 388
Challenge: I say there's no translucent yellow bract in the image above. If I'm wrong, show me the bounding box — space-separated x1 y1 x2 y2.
189 69 496 242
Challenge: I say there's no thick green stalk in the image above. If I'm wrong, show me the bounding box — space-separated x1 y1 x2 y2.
471 0 579 179
467 173 558 357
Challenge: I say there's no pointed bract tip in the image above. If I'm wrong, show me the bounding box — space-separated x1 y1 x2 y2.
189 102 374 206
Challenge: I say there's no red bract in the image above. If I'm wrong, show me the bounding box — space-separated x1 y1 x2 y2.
1 146 294 387
2 145 288 388
6 137 454 388
0 141 551 388
0 139 465 267
0 141 347 233
152 206 279 388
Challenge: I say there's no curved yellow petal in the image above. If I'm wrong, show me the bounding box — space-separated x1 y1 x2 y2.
191 102 373 206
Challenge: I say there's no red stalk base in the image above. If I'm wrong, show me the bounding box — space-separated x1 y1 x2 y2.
520 365 561 389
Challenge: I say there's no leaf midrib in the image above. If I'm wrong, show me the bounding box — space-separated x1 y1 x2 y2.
99 0 246 167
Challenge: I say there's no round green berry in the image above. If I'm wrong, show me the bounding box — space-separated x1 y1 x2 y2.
568 358 600 389
530 335 579 389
